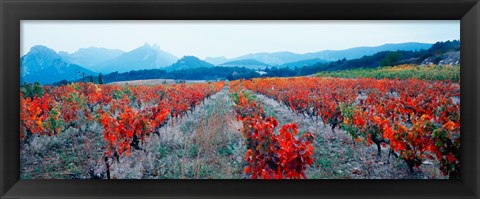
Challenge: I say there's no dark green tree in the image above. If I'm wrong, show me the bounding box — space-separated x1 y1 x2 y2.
379 52 401 67
98 73 103 84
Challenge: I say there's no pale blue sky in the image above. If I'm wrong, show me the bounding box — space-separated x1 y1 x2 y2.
21 20 460 59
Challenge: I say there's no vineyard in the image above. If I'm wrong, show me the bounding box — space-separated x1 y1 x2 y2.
242 77 460 179
316 64 460 81
20 82 225 179
20 76 460 179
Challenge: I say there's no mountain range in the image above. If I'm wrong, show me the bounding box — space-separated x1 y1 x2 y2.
20 45 95 84
58 47 124 71
95 43 178 73
76 40 459 84
58 43 178 73
21 42 433 84
204 42 432 66
163 56 215 72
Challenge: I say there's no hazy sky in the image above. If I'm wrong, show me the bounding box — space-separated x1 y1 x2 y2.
21 20 459 59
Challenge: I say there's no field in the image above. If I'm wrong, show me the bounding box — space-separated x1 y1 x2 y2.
108 79 207 85
20 71 460 179
316 64 460 82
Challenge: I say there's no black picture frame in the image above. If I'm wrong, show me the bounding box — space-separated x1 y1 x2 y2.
1 0 479 198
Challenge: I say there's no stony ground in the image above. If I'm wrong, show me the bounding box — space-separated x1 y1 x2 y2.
108 87 246 179
20 122 105 179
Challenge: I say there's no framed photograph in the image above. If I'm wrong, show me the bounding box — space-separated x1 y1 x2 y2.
1 0 479 198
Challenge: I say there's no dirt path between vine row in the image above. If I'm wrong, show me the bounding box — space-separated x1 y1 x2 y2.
107 87 246 179
254 93 444 179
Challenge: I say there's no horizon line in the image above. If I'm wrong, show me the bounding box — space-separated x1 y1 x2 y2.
21 40 461 59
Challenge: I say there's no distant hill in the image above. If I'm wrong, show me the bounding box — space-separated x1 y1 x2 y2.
215 42 432 66
21 45 95 84
295 40 460 75
278 58 327 69
95 43 178 73
304 42 432 61
233 52 296 66
218 59 270 70
163 56 215 72
204 56 229 65
232 40 459 77
59 47 124 71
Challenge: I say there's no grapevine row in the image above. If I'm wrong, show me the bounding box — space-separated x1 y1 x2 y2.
20 81 225 178
229 80 314 179
243 77 460 179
